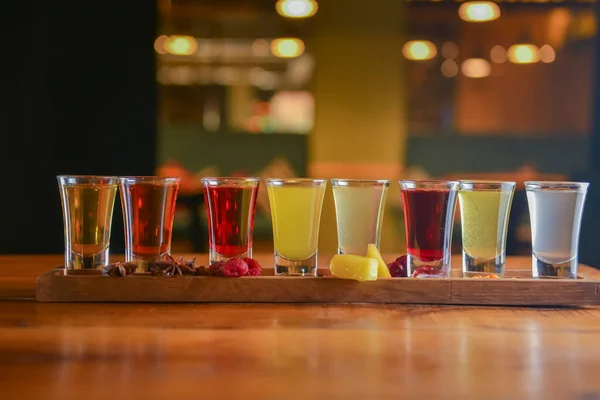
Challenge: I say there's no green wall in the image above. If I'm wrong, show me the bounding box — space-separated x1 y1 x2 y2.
406 136 589 176
160 127 588 178
158 126 308 176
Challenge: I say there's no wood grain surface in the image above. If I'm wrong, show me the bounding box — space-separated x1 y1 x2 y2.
36 259 600 306
3 254 600 399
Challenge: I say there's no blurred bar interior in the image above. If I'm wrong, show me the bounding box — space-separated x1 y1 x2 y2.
5 0 600 267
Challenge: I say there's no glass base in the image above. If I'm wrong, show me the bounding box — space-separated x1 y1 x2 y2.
274 252 317 276
462 251 505 278
127 254 170 273
532 254 577 279
209 248 251 266
65 248 109 271
407 254 449 278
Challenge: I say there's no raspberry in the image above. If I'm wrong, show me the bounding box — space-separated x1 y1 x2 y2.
484 274 500 279
413 266 440 278
223 257 249 277
387 254 408 278
209 262 224 276
243 257 262 276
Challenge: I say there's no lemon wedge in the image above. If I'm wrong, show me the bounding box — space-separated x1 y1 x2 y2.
330 255 378 282
366 244 392 279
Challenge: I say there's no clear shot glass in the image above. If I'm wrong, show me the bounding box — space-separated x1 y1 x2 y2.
266 178 327 276
201 177 260 265
119 176 180 272
525 181 589 279
331 179 390 255
458 181 516 278
399 180 459 278
58 175 119 271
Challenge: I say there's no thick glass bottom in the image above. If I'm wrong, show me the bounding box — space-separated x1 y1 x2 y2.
462 251 505 278
209 247 251 266
274 252 317 277
407 254 450 278
127 250 171 273
532 253 577 279
65 247 109 271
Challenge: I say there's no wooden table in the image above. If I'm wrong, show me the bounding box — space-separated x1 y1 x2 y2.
2 254 600 399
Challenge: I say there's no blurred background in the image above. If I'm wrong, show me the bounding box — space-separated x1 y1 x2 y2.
4 0 600 267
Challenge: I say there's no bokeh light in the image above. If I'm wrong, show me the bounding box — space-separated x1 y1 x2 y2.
441 59 459 77
271 38 305 58
165 35 198 56
490 45 507 63
459 2 501 22
276 0 318 18
508 44 540 64
461 58 491 78
441 42 459 59
154 35 168 55
402 40 437 61
539 44 556 63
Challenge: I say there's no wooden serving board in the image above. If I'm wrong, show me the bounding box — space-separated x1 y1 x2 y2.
36 267 600 306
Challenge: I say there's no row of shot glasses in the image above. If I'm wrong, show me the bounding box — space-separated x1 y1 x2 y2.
58 176 588 279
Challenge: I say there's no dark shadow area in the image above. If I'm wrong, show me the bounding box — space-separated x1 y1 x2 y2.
1 1 157 254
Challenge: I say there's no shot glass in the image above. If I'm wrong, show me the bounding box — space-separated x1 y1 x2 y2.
331 179 390 255
458 181 516 278
399 180 459 278
266 179 327 276
202 177 260 265
525 181 589 279
58 175 119 271
119 176 180 272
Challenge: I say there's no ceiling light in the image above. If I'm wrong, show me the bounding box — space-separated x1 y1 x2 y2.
402 40 437 61
276 0 318 18
459 1 501 23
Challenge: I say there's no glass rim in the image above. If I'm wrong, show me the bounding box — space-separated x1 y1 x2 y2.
201 177 260 186
459 180 516 191
266 178 327 186
119 176 180 185
399 179 459 189
525 181 589 191
57 175 119 185
57 174 118 179
331 178 390 186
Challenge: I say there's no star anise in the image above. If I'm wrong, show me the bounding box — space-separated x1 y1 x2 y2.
103 262 138 277
149 260 172 276
150 255 197 276
149 263 166 276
